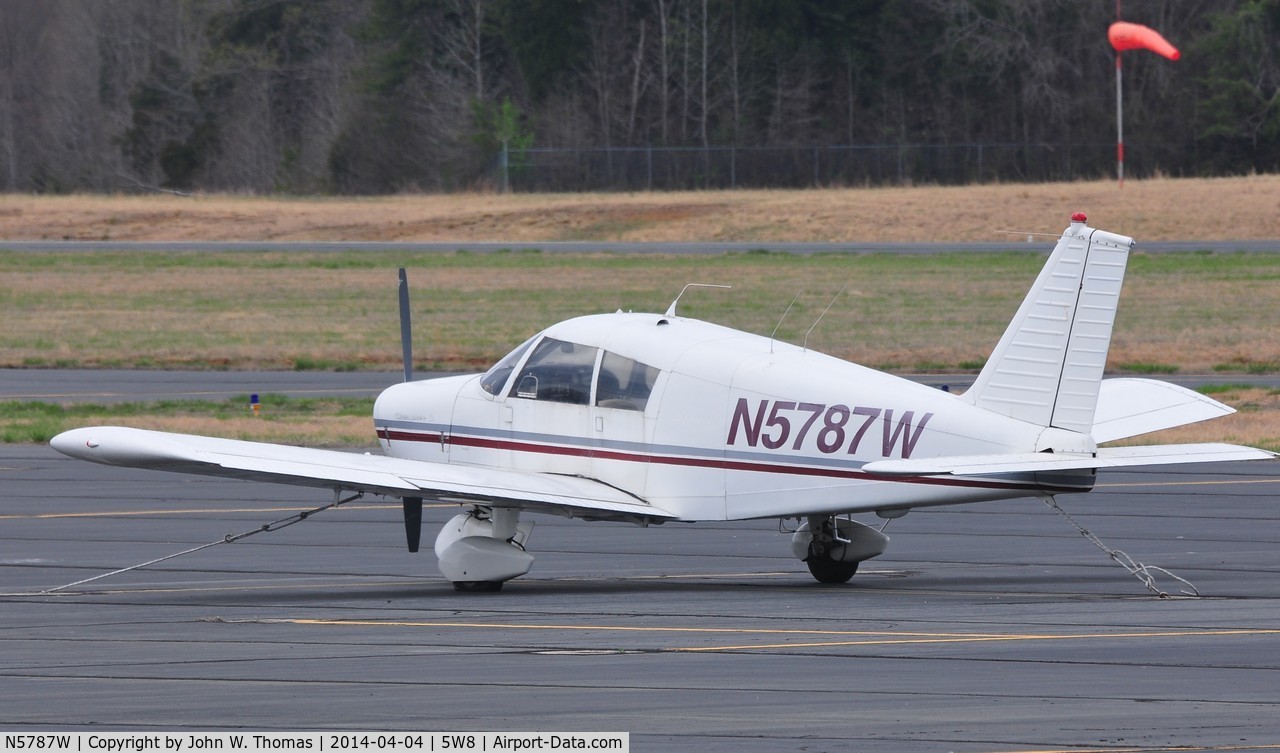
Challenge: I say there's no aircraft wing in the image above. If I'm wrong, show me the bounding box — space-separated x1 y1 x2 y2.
50 426 675 522
863 443 1275 477
1093 378 1237 443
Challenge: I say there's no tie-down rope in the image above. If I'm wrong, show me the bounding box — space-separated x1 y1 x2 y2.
1043 495 1199 598
9 491 364 597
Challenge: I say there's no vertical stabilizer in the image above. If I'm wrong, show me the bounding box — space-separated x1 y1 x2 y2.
963 214 1134 433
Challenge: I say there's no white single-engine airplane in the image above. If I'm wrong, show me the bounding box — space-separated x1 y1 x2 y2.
53 214 1275 590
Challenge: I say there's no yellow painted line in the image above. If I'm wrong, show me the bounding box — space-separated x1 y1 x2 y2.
0 506 344 520
9 388 377 400
1098 477 1280 489
672 627 1280 652
5 578 425 599
610 570 797 580
111 580 421 596
283 618 1280 653
989 745 1280 753
289 618 1016 639
0 503 450 520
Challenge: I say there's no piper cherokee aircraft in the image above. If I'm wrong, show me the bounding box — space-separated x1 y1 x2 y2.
52 213 1275 591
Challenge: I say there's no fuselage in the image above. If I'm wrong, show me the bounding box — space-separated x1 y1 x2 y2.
373 313 1095 522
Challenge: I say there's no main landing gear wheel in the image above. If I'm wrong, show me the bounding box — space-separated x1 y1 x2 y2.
452 580 505 593
792 515 888 584
805 556 858 584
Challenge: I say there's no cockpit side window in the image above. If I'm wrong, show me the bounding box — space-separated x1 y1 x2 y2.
509 337 599 405
480 335 537 396
596 352 659 411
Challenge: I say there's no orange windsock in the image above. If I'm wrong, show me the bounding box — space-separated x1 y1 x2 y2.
1108 21 1180 60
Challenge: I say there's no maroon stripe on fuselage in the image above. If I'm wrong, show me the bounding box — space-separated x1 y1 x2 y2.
376 428 1087 494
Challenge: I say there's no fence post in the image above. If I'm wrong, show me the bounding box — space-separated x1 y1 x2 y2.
500 140 510 193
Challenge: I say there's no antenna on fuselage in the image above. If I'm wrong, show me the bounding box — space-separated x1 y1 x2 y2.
770 291 804 354
665 283 731 317
398 268 413 382
803 286 846 351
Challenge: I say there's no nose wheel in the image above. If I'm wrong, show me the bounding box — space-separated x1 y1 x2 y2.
452 580 506 593
791 514 889 584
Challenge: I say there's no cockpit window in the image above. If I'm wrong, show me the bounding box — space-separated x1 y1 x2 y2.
480 334 537 396
596 352 659 411
509 337 599 405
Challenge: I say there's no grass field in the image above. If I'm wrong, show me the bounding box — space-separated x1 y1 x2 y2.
3 248 1277 374
2 176 1277 449
0 396 376 447
3 175 1279 243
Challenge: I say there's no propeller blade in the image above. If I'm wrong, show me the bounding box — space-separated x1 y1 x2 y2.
398 268 412 382
403 496 423 553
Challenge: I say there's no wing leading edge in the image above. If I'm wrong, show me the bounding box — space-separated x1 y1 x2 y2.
50 426 675 522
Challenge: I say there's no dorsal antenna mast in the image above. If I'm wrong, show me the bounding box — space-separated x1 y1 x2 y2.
665 283 731 317
804 286 846 351
770 291 804 354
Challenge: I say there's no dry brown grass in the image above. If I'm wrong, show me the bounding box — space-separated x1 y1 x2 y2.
3 174 1279 243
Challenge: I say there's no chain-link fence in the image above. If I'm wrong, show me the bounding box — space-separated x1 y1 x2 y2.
498 143 1134 192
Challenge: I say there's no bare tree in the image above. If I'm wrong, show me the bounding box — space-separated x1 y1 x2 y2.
442 0 488 103
0 2 53 189
654 0 672 143
766 48 821 145
627 18 648 144
0 0 1269 192
583 2 651 147
699 0 708 146
680 0 691 141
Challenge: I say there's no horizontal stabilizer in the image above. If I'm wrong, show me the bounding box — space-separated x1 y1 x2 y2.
1093 378 1236 442
50 426 675 522
864 443 1275 477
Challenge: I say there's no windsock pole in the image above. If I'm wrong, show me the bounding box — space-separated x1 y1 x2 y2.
1115 0 1124 188
1116 48 1124 187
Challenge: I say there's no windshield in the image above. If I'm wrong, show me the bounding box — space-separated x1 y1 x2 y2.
509 337 599 405
479 334 538 396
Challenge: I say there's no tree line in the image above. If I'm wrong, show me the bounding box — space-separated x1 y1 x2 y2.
0 0 1276 194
